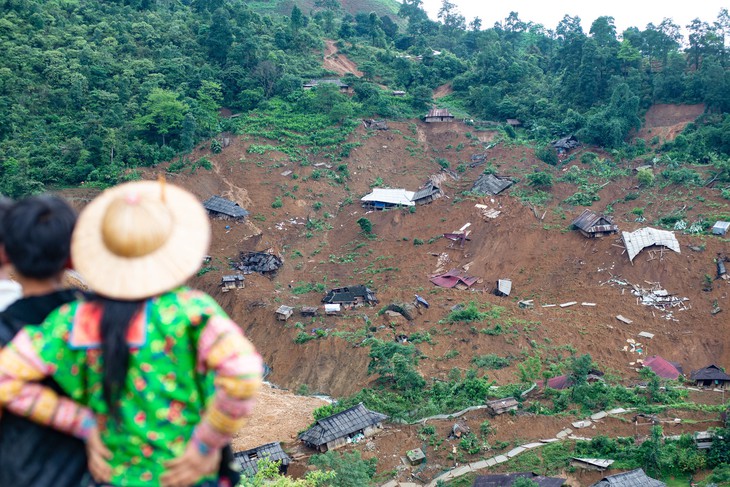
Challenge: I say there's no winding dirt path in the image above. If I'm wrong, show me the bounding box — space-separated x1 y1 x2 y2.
323 39 363 77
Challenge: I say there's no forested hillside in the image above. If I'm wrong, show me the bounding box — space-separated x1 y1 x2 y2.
1 0 729 197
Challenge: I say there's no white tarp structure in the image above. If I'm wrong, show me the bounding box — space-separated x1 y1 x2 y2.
361 188 415 207
621 227 681 262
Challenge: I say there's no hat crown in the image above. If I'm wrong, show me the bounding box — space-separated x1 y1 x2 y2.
101 192 173 258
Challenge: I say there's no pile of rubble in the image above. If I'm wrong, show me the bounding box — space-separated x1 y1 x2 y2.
601 277 689 321
235 251 283 275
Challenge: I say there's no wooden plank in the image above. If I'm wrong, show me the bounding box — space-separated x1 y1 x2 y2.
616 315 633 324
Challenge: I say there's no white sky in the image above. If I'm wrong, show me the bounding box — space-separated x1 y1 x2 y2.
420 0 727 37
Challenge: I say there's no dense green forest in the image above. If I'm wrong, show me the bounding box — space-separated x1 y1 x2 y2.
1 0 729 196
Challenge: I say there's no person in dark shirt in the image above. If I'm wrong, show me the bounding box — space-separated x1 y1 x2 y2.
0 195 88 486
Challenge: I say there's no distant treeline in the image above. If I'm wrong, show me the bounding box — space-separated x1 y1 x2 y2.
0 0 728 196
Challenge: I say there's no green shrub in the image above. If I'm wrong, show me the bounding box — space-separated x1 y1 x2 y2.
357 217 373 234
271 196 283 208
472 354 512 369
637 168 654 187
210 139 222 153
294 332 315 344
413 238 424 245
535 144 558 165
527 171 554 188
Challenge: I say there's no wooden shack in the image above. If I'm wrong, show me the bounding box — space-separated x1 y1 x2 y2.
423 108 454 123
234 442 291 476
486 397 518 416
275 305 294 321
690 364 730 389
220 274 245 292
299 403 387 452
572 209 619 238
202 196 249 220
301 306 319 317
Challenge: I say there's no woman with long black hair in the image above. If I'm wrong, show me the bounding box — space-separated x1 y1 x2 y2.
0 180 263 487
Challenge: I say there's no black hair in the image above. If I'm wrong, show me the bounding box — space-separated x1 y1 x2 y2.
93 296 144 419
2 195 76 279
0 197 14 247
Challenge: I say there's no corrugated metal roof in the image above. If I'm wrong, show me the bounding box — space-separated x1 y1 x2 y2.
430 269 478 288
474 472 565 487
322 285 377 304
276 305 294 314
643 355 680 380
621 228 680 262
497 279 512 296
202 195 249 218
712 221 730 234
547 375 570 390
299 403 387 447
690 364 730 381
425 108 453 118
572 458 615 469
304 78 348 88
234 442 290 475
471 174 513 195
361 188 415 206
572 209 617 233
413 181 441 201
221 274 245 282
590 468 666 486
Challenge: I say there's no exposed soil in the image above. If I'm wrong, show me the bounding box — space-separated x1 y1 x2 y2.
433 83 453 99
323 39 363 77
57 104 730 485
637 103 705 143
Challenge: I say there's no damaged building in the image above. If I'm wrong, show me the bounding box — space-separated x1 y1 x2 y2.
236 251 283 275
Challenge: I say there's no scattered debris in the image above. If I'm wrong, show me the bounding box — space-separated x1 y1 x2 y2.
560 301 577 308
301 306 318 317
603 278 689 320
475 204 501 220
519 300 534 309
444 223 472 247
449 423 470 439
382 303 413 321
581 302 596 307
571 420 592 429
280 170 292 177
414 295 430 309
638 331 654 340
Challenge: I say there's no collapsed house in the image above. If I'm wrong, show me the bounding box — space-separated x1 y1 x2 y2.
236 251 283 275
590 468 666 487
299 403 387 452
300 306 318 317
430 269 479 289
234 442 290 476
412 180 443 205
423 107 454 123
552 135 580 154
322 285 378 306
690 364 730 389
544 370 604 390
642 355 681 380
220 274 245 292
361 188 415 209
621 228 681 263
471 174 513 196
473 472 565 487
202 195 249 220
572 209 619 238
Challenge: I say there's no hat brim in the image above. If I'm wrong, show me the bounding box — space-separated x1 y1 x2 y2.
72 180 211 300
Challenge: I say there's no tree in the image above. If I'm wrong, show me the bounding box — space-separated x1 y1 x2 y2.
206 8 233 64
290 5 304 32
409 85 432 111
135 89 189 145
195 80 222 136
309 451 376 487
253 60 283 98
356 217 372 234
180 113 197 153
437 0 465 32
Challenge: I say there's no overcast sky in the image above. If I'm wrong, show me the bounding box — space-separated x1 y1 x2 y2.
419 0 727 37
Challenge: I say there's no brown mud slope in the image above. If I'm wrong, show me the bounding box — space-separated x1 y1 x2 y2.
433 83 453 99
637 103 705 143
58 105 729 480
323 39 362 77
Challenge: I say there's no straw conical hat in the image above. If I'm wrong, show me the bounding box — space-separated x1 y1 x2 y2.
72 180 210 300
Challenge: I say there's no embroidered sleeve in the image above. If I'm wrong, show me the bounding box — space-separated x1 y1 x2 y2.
0 329 96 439
191 314 262 451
